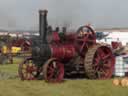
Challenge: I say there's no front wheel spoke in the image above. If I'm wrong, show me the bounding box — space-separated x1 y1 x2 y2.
48 69 54 74
48 66 54 73
47 65 55 79
48 72 54 80
55 69 59 77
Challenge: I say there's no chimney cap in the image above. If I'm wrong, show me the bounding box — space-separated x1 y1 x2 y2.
39 9 48 14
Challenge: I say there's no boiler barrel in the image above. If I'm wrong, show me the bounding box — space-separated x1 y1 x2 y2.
51 45 76 60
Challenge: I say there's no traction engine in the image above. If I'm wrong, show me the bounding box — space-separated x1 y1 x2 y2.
18 10 115 82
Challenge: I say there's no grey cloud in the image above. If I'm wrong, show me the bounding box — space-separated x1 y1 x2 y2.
0 0 127 31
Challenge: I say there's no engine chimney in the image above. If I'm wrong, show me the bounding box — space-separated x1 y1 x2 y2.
39 10 48 43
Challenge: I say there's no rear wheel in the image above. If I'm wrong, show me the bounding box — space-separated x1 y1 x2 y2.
84 44 115 79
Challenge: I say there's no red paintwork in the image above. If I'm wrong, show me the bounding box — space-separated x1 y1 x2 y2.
51 44 75 61
48 25 115 80
52 32 60 42
50 26 97 61
19 25 115 81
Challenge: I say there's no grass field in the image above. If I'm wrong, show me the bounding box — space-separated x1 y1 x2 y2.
0 57 128 96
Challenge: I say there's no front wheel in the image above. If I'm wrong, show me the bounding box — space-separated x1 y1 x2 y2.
43 58 64 83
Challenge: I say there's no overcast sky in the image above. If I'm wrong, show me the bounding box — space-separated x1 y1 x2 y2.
0 0 128 31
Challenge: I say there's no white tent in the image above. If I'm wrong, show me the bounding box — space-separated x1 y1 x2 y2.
98 31 128 45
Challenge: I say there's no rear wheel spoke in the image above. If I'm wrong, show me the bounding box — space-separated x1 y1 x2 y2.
97 48 104 57
95 66 99 72
99 68 106 74
103 63 111 69
103 53 111 60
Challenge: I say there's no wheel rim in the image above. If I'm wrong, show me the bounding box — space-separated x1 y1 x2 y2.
19 57 38 80
93 46 115 79
43 58 64 82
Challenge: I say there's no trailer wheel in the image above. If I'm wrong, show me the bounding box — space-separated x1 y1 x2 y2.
18 57 39 80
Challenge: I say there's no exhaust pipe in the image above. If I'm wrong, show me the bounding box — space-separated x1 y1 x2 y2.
55 27 59 32
39 10 48 43
62 27 66 34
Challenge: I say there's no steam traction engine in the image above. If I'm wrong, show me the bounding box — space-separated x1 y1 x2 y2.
18 10 115 82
